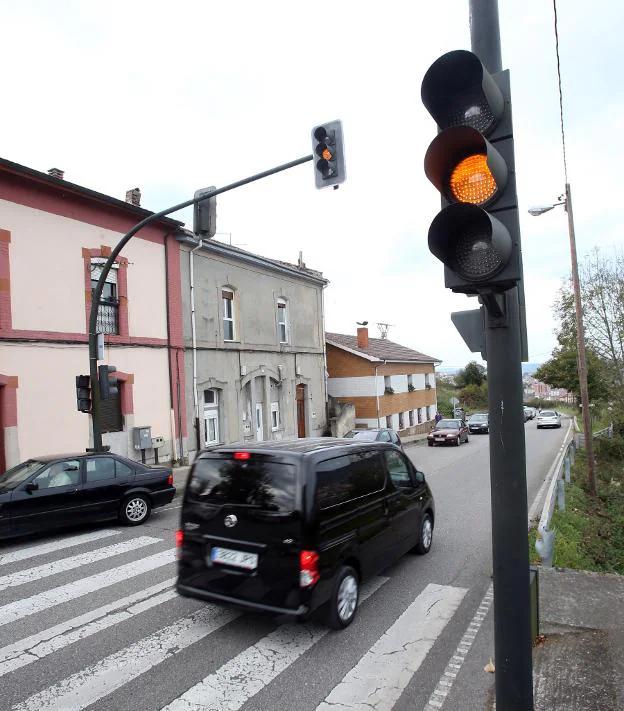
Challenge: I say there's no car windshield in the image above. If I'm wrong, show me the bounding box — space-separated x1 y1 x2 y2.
540 411 556 417
0 459 46 491
436 420 459 429
344 430 377 442
469 414 487 422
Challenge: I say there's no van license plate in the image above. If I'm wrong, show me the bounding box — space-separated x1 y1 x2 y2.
211 547 258 570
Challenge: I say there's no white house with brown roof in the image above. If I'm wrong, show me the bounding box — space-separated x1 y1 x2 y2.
325 326 441 435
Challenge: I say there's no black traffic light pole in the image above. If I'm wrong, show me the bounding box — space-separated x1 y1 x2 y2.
88 154 312 453
470 0 534 708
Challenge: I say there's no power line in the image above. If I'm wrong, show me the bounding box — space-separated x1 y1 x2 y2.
552 0 569 183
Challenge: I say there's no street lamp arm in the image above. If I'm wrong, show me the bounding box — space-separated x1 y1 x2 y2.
88 153 313 452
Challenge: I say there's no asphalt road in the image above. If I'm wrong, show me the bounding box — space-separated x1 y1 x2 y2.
0 418 568 711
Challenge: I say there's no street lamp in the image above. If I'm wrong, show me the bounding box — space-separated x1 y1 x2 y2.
528 183 597 495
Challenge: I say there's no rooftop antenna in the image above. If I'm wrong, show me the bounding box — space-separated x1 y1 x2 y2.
377 322 394 339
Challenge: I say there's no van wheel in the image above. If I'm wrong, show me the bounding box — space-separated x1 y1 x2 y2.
326 566 359 630
413 513 433 555
120 494 151 526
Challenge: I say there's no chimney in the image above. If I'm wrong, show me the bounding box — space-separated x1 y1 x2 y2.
125 188 141 207
357 326 369 350
48 168 64 180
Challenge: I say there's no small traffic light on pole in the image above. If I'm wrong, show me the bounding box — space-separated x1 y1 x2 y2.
421 50 521 296
98 365 119 400
311 120 346 189
76 375 91 413
193 186 217 238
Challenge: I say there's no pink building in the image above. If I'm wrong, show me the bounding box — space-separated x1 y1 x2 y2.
0 158 188 471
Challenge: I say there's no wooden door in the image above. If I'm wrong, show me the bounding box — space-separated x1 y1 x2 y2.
296 384 306 438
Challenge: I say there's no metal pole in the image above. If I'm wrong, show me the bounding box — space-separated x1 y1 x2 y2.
88 154 313 452
470 1 534 708
566 183 596 495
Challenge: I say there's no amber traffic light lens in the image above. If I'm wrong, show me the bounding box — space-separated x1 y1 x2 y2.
449 154 497 205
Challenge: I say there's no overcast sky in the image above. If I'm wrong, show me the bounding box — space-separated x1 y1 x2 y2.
1 0 622 366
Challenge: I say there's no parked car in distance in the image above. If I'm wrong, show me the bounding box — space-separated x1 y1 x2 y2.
427 419 470 446
467 413 489 434
536 410 562 429
525 407 537 420
343 427 403 450
176 438 435 630
0 452 175 539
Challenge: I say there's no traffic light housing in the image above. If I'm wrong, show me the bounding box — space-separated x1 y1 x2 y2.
421 50 521 295
312 120 346 189
76 375 91 413
193 186 217 238
98 365 119 400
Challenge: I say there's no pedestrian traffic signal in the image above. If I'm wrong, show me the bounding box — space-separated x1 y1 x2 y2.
421 50 521 295
311 120 346 189
98 365 119 400
76 375 91 413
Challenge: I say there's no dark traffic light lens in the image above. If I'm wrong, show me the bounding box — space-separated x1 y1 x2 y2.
451 230 505 280
443 88 498 135
316 158 334 177
313 126 328 141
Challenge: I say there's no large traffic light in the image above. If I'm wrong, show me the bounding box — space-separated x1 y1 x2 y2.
98 365 119 400
311 120 346 189
421 50 521 295
76 375 91 413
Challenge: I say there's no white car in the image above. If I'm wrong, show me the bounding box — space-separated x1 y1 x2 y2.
536 410 562 429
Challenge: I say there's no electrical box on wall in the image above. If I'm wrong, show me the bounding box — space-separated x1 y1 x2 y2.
152 436 165 449
133 426 152 450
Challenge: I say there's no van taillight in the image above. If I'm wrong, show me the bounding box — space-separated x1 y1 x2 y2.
233 452 251 460
167 473 174 486
299 550 319 588
175 530 184 548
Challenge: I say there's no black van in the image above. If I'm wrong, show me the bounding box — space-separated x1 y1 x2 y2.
176 438 435 629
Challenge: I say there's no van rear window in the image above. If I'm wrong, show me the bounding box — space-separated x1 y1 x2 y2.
315 451 386 509
189 456 296 512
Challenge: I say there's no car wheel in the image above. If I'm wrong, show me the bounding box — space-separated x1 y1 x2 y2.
465 435 470 443
413 513 434 555
428 441 433 447
326 565 359 630
455 436 461 446
120 494 151 526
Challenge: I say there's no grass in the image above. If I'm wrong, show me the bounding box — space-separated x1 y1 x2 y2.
529 439 624 574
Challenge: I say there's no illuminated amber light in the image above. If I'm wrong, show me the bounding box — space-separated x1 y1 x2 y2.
449 154 497 205
321 147 333 161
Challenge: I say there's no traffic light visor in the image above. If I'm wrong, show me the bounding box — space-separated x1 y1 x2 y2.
428 204 512 283
421 50 504 136
424 126 507 207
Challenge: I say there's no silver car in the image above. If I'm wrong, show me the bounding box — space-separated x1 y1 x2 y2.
536 410 562 429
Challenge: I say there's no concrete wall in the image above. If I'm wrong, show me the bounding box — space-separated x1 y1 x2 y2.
180 242 327 458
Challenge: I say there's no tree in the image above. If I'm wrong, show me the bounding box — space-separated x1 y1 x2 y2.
455 361 487 388
535 345 608 403
459 383 488 411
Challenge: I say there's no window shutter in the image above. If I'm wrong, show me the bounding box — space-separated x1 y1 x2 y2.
100 393 123 433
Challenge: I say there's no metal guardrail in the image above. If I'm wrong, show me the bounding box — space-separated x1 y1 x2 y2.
535 417 614 566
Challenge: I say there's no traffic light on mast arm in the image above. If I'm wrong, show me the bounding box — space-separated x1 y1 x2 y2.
312 120 346 189
98 365 119 400
421 50 522 295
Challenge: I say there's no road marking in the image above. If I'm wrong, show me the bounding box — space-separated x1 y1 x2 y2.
0 529 121 566
14 604 240 711
0 578 176 677
0 549 175 627
0 536 161 590
423 583 494 711
316 583 467 711
160 576 389 711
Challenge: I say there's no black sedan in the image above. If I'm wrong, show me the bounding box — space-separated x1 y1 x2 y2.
467 413 489 434
0 452 175 539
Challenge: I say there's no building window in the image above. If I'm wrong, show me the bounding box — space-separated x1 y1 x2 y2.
222 288 235 341
398 411 404 430
204 388 220 445
277 299 289 343
91 259 119 335
385 415 392 428
409 410 414 427
426 405 431 421
407 374 414 392
271 401 280 430
417 408 422 424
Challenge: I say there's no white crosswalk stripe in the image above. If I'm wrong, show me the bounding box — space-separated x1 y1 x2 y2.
160 576 389 711
0 548 174 627
0 536 161 590
1 527 482 711
0 529 121 566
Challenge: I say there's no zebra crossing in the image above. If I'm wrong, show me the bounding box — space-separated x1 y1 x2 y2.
0 522 491 711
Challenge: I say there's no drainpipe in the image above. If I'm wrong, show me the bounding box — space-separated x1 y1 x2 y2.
190 239 203 452
375 363 381 428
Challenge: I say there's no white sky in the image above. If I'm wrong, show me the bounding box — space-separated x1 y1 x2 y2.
1 0 622 366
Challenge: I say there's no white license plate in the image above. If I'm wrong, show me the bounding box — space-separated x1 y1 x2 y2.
210 546 258 570
435 437 445 441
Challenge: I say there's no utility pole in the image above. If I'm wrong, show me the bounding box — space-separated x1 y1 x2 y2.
565 183 596 495
470 1 534 707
